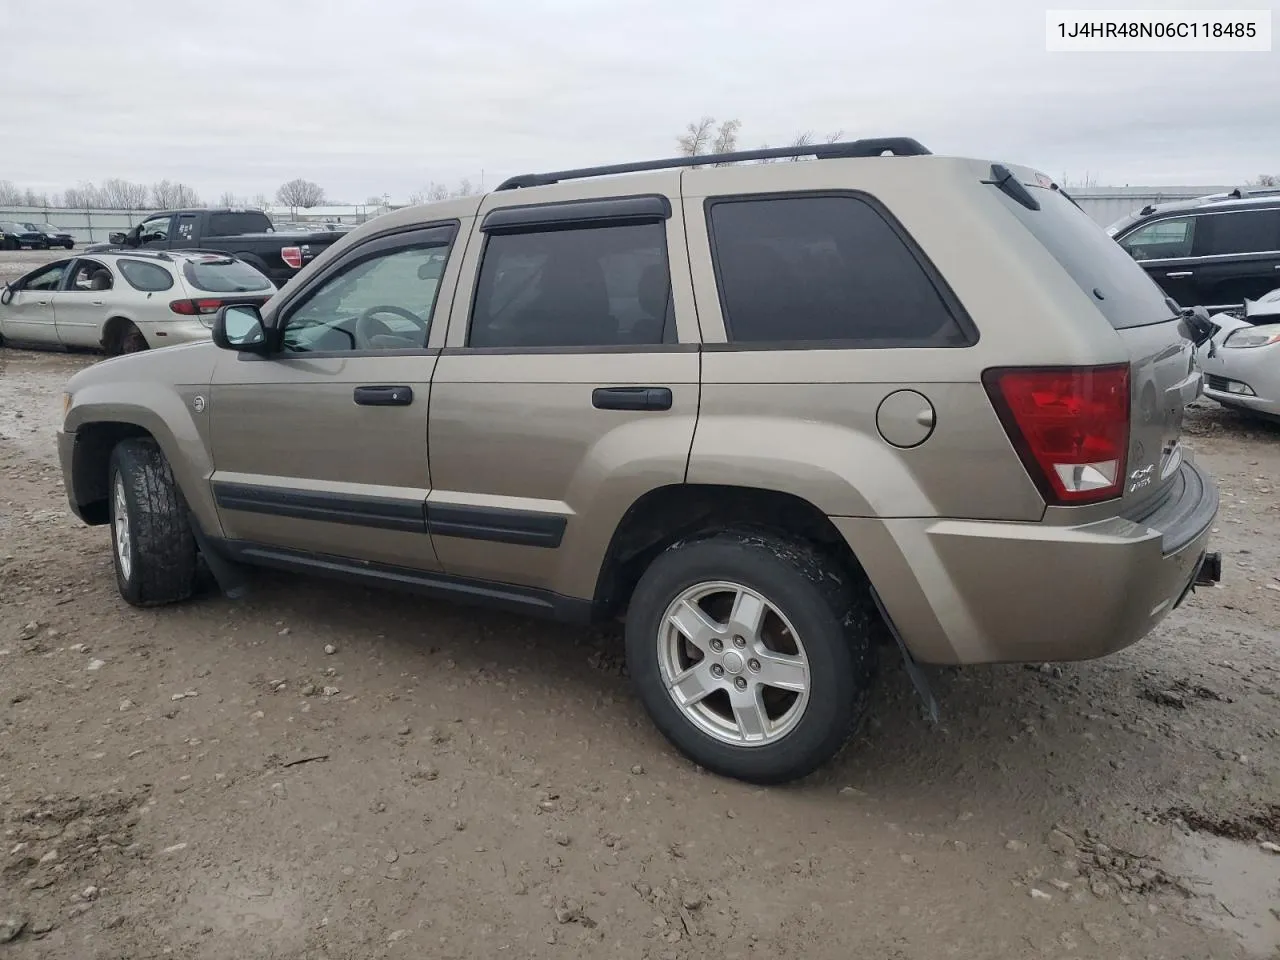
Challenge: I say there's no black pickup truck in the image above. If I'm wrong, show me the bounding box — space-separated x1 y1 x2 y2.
87 208 345 287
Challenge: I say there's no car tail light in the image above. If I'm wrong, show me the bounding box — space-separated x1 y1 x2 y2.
169 298 225 315
280 246 303 269
982 364 1130 505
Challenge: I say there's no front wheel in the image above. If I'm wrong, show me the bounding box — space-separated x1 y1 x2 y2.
625 530 877 784
108 438 198 607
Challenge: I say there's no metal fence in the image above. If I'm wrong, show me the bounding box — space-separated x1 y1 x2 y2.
0 207 152 244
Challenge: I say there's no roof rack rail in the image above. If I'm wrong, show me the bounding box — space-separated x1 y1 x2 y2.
495 137 932 191
1226 186 1280 199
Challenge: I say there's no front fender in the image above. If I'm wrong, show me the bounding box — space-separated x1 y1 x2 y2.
63 375 220 536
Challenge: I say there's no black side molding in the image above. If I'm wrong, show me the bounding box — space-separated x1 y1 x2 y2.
212 482 427 533
426 503 566 548
215 539 595 623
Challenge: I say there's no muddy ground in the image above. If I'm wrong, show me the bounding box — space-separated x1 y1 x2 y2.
1 250 1278 959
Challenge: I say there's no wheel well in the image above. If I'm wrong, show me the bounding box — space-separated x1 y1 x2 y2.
101 316 138 355
70 422 154 524
592 484 867 619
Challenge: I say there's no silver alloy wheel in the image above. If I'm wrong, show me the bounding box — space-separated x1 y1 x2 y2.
113 474 132 582
657 580 811 746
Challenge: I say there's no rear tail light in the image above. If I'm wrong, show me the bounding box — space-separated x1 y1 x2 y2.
280 246 303 269
983 364 1130 505
169 298 226 315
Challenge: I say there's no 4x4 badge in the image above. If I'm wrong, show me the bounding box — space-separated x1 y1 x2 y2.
192 396 206 413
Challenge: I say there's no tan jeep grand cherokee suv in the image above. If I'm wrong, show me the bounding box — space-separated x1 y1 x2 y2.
56 138 1222 784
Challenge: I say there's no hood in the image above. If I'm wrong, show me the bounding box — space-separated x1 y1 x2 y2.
65 340 220 394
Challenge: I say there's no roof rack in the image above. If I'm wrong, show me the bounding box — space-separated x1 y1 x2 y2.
1225 186 1280 199
495 137 932 191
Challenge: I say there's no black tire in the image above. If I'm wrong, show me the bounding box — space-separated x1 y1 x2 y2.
625 530 877 785
107 438 198 607
119 323 148 354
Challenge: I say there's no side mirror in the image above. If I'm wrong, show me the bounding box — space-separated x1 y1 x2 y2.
213 304 268 352
109 231 127 245
0 283 13 306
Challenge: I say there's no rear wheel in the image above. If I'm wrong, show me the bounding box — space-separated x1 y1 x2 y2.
625 530 877 784
108 438 198 607
105 320 148 355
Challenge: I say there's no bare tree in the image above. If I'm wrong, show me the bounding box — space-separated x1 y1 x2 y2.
455 178 476 197
0 180 21 204
151 180 201 209
677 116 717 160
63 182 104 208
20 188 50 208
251 193 271 209
824 130 844 144
276 178 326 209
1254 174 1279 187
220 191 252 207
100 178 149 209
787 131 815 161
711 119 741 159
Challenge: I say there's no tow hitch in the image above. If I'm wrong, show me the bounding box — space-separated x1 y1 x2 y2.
1195 551 1222 586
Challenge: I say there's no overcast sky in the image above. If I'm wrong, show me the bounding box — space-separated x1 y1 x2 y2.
2 0 1277 202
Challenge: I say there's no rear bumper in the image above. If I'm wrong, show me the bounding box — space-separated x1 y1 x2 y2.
833 459 1220 665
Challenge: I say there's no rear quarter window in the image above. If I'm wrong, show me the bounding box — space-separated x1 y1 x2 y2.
182 258 272 293
997 186 1178 329
117 259 174 292
706 194 973 347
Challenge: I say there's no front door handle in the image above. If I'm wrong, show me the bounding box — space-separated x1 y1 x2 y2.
592 386 673 411
353 385 413 406
1166 271 1194 278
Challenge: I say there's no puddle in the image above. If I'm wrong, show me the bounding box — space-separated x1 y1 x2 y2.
1165 831 1280 957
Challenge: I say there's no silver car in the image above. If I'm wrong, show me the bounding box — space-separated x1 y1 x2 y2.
0 250 275 354
1197 287 1280 421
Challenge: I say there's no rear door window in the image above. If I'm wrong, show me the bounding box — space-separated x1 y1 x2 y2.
706 194 971 346
207 212 273 236
181 257 272 293
1193 209 1280 256
996 185 1178 330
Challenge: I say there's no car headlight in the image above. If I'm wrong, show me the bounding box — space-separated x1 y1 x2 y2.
1223 324 1280 349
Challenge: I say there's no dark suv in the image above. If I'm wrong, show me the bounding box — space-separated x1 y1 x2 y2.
1108 190 1280 310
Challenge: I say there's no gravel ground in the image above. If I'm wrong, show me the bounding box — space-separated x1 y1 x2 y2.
2 250 1279 959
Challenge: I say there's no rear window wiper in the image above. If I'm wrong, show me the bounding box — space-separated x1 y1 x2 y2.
984 164 1040 211
1050 182 1084 211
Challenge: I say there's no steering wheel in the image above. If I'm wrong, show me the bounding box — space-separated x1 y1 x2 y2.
354 305 427 349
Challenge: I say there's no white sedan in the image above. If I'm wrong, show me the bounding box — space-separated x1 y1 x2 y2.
0 251 275 354
1197 287 1280 422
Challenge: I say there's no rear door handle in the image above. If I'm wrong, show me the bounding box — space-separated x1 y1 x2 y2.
592 386 673 411
1166 271 1194 278
353 385 413 406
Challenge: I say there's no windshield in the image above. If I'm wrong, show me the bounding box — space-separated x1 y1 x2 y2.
181 257 273 293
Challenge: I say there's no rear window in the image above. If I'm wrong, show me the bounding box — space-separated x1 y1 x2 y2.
117 259 174 292
206 212 273 236
998 185 1179 328
182 257 272 293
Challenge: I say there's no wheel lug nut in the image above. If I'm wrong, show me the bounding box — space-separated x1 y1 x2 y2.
748 659 760 672
733 635 746 648
734 677 747 690
711 664 724 678
710 639 723 652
